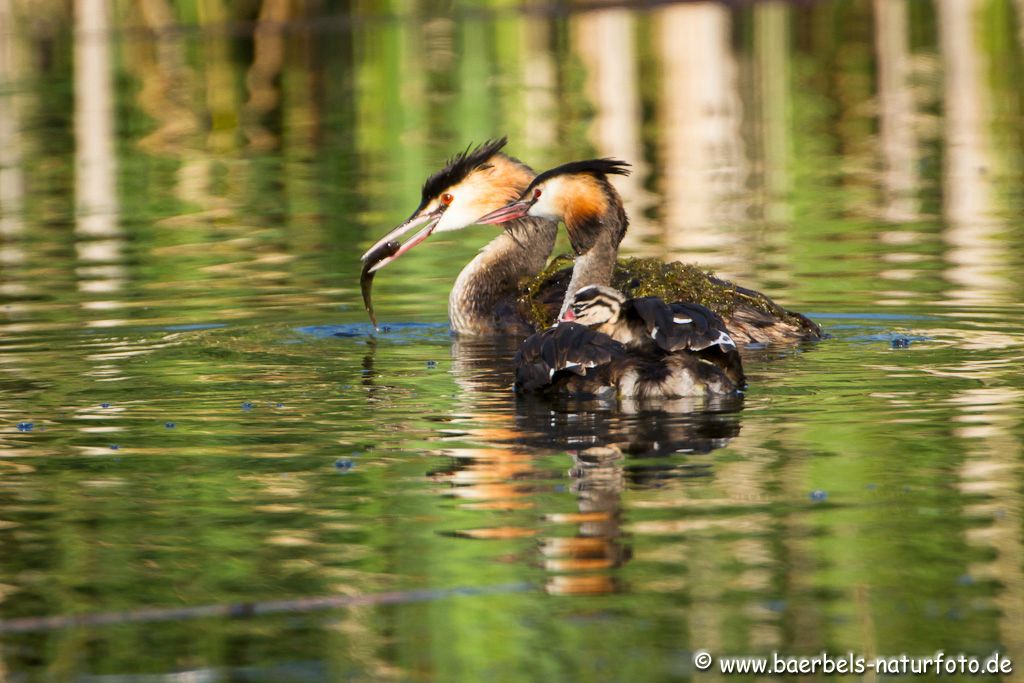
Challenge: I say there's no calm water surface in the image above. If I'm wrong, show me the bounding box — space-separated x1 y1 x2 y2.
2 1 1024 681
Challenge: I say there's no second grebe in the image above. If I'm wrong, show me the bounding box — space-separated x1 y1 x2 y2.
478 158 821 345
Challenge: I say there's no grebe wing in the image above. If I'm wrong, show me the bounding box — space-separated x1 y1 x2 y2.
514 322 625 391
624 298 737 353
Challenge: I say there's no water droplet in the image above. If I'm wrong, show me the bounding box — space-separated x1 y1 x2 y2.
426 360 437 368
165 422 176 429
109 444 120 451
275 403 284 408
810 490 828 502
334 458 354 472
17 422 33 432
101 403 111 409
241 402 254 411
891 337 910 349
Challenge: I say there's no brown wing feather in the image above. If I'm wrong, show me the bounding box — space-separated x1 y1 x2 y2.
514 323 625 392
623 298 736 353
623 298 745 388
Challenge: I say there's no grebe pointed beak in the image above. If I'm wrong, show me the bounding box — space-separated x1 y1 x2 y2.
361 209 443 273
476 199 533 225
560 308 576 322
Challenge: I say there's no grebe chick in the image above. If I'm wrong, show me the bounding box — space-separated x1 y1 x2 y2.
514 286 744 399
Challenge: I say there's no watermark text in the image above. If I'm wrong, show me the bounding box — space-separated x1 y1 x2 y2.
692 650 1013 676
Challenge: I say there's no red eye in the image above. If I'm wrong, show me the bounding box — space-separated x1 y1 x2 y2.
441 192 454 205
533 188 542 200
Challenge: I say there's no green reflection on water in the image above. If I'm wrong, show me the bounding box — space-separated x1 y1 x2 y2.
2 1 1024 681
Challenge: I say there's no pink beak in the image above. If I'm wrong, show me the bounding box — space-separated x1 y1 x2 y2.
560 308 576 322
475 199 533 225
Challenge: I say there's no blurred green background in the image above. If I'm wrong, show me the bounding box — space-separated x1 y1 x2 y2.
1 1 1023 681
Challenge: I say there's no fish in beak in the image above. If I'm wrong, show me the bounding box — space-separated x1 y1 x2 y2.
359 207 445 274
360 239 400 331
359 207 444 330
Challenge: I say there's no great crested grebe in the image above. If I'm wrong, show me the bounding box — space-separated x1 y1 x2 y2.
476 158 822 345
360 138 558 336
515 285 743 398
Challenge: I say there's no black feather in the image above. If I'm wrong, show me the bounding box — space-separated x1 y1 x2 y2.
523 158 631 196
624 298 736 354
514 323 625 392
694 344 746 388
659 301 744 387
571 287 610 306
416 137 509 214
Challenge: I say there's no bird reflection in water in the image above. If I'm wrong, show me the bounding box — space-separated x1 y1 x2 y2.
425 337 745 595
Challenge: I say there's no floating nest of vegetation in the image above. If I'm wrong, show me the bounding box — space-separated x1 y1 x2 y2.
517 255 812 333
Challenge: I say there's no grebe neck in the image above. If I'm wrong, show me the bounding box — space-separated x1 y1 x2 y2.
449 215 557 335
558 230 620 319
